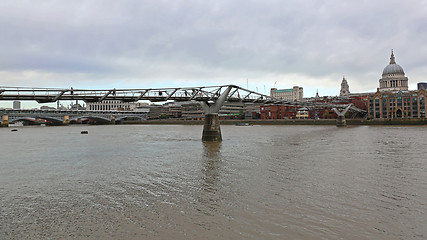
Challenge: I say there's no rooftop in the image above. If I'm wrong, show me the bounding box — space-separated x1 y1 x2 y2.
274 89 293 93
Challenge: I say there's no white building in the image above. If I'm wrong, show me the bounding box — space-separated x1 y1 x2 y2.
270 86 303 101
86 100 140 111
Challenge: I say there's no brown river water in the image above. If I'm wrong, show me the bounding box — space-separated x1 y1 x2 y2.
1 124 426 239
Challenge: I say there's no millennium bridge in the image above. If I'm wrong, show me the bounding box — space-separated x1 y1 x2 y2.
1 85 365 141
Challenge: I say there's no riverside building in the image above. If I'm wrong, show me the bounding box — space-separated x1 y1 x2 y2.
418 82 427 90
270 86 303 101
13 101 21 110
86 100 140 111
368 51 426 119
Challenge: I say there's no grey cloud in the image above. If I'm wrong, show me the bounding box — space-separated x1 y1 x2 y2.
0 0 426 94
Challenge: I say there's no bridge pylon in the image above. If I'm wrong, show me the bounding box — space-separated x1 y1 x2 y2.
200 86 233 141
332 104 352 127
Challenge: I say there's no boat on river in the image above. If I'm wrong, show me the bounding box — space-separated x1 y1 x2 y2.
235 122 251 126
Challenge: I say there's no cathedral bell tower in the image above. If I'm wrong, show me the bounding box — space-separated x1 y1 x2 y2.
340 76 350 96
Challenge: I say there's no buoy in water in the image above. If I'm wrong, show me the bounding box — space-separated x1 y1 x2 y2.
11 129 18 132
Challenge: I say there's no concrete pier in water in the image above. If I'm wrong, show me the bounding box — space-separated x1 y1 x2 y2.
336 115 347 127
1 115 9 127
200 86 232 142
202 114 222 141
63 115 70 126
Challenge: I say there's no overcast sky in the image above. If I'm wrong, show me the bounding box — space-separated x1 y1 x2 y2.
1 0 427 108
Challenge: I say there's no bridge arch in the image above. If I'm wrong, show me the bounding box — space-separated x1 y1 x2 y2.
35 116 65 125
9 117 41 125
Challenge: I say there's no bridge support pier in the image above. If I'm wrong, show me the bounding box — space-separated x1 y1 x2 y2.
199 86 233 142
1 115 9 127
63 115 70 126
202 114 222 141
110 115 116 125
332 105 352 128
336 115 346 127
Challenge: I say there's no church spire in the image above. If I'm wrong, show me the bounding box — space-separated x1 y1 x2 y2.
390 49 396 64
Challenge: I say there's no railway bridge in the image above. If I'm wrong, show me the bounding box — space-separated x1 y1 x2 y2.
0 109 147 126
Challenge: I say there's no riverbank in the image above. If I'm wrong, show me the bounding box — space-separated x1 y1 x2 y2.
122 118 427 126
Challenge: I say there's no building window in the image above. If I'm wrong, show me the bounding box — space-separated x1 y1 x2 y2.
420 96 425 118
382 99 387 118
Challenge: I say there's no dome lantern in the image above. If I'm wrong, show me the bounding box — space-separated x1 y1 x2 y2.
390 49 396 64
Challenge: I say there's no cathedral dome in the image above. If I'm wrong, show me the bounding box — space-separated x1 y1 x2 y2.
382 50 405 75
383 63 404 75
378 50 408 92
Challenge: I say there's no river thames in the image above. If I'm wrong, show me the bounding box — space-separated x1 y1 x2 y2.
1 124 426 239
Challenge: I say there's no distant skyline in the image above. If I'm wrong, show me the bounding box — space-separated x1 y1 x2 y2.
1 0 427 108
